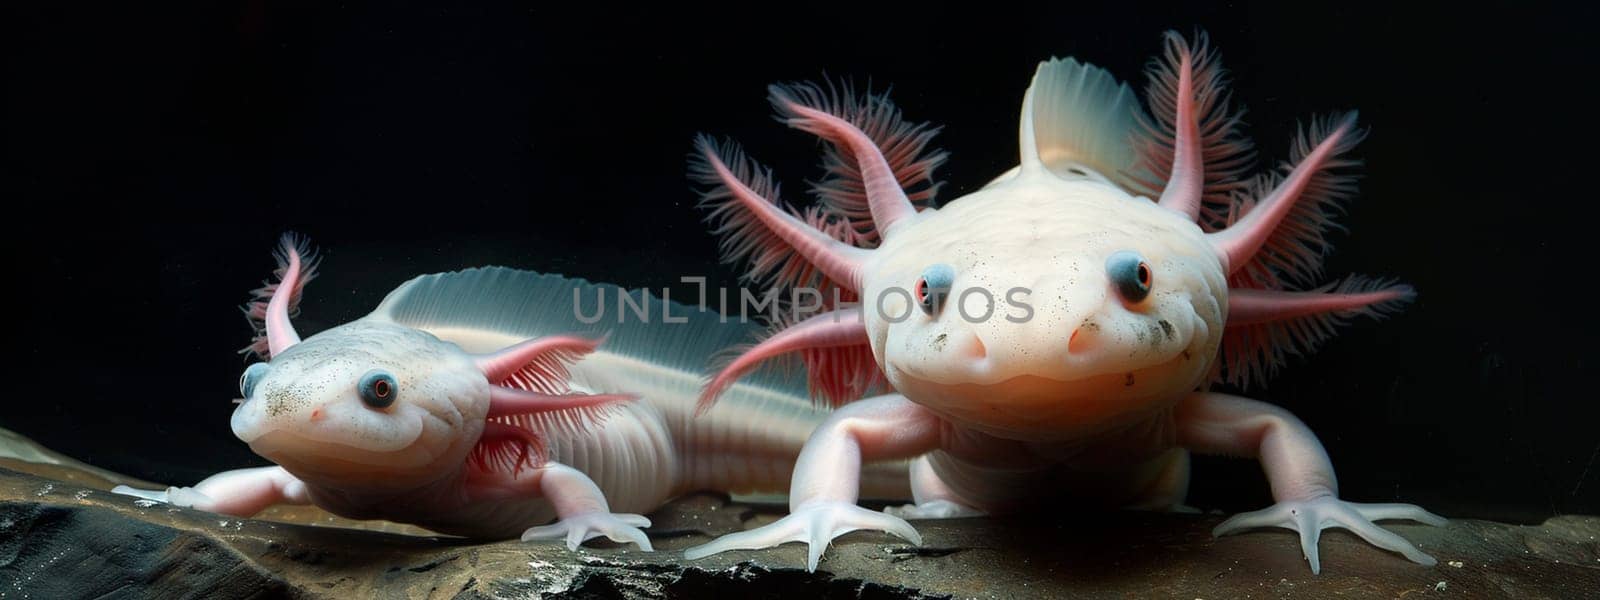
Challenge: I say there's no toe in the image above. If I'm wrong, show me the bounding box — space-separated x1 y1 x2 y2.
565 526 587 551
1213 505 1287 537
1352 502 1448 526
683 516 802 560
618 526 653 552
520 523 566 542
1334 511 1438 567
1296 511 1323 575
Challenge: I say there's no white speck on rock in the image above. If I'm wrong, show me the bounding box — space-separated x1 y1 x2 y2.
1448 560 1464 568
133 499 159 508
34 483 53 496
522 559 582 596
1435 581 1447 591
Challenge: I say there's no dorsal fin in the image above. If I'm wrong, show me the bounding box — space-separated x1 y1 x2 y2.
1019 56 1143 188
368 267 810 397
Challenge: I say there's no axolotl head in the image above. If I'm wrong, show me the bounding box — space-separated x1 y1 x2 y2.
230 320 489 488
861 173 1227 439
228 235 624 493
693 33 1413 443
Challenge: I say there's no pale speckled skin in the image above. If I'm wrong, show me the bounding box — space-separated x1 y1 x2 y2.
866 173 1226 443
787 169 1229 520
428 325 911 520
685 51 1445 573
191 318 573 539
118 311 909 542
234 321 488 491
683 161 1441 572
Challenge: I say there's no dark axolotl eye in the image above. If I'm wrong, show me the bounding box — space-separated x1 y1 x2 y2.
1107 250 1153 304
358 369 398 409
239 362 270 398
915 264 955 315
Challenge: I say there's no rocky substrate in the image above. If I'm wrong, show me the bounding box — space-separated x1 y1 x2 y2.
1 463 1597 599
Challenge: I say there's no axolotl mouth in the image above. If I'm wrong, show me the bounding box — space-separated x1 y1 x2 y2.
883 315 1211 440
890 353 1198 441
229 394 430 460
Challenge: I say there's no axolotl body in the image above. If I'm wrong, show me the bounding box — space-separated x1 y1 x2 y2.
116 236 910 548
682 31 1445 573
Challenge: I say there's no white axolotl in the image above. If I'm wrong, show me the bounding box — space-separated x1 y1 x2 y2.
681 31 1446 574
114 235 910 548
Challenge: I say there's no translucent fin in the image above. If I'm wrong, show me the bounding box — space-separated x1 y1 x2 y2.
1218 276 1415 389
1024 56 1143 188
368 267 810 398
1129 31 1256 227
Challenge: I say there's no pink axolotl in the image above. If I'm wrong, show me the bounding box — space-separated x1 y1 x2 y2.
114 235 911 548
681 31 1445 574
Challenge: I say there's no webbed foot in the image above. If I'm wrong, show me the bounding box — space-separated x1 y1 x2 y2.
1214 496 1447 574
520 512 653 551
683 501 922 571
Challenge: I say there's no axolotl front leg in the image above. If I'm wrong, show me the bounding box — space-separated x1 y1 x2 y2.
683 391 1448 574
684 395 960 571
114 460 652 549
113 466 309 516
463 459 654 551
1176 392 1446 574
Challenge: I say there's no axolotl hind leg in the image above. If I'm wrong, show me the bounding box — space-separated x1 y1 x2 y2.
1176 392 1446 574
515 463 653 551
883 455 985 520
463 458 654 551
112 466 309 517
684 395 939 571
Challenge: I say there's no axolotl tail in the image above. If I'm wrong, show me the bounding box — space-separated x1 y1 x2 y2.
367 267 910 515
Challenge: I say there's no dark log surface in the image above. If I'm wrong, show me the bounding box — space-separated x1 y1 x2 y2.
1 463 1595 599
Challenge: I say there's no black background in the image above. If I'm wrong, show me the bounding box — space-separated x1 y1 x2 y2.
3 3 1595 522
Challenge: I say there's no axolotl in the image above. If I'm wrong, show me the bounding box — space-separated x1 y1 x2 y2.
681 31 1445 574
115 235 910 548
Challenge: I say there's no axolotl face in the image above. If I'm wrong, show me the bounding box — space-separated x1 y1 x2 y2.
861 171 1229 441
229 320 489 489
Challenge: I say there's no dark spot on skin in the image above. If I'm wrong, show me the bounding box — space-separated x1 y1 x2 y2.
264 387 303 417
1182 350 1192 361
1124 373 1135 386
1159 319 1174 340
933 333 948 352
